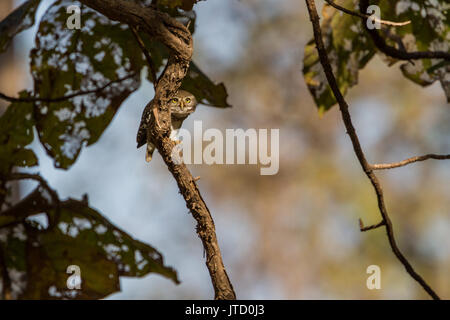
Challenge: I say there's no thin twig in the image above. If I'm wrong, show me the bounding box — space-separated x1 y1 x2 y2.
359 218 384 232
129 25 158 88
305 0 440 300
0 74 136 103
359 0 450 61
371 154 450 170
324 0 410 27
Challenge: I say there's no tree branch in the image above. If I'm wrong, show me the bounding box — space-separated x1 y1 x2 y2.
0 73 136 103
324 0 411 27
305 0 440 300
129 25 158 88
359 0 450 61
371 154 450 170
359 218 384 232
78 0 236 300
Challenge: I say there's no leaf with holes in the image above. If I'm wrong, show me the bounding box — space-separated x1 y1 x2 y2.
377 0 450 102
31 0 147 169
302 1 375 113
0 190 178 299
182 62 231 108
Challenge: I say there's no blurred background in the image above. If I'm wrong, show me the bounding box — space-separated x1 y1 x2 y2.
1 0 449 299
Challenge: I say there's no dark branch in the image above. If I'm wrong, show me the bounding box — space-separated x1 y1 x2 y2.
359 0 450 61
0 73 136 103
324 0 410 27
129 25 158 88
305 0 440 300
359 218 384 232
371 154 450 170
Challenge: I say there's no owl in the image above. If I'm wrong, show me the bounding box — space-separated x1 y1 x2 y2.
136 90 198 162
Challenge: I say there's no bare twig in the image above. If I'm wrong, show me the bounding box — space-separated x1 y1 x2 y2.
371 154 450 170
359 218 384 232
305 0 440 300
129 25 158 88
79 0 235 300
0 74 136 103
359 0 450 61
324 0 410 27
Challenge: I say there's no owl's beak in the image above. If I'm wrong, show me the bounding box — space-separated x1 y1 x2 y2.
180 101 185 110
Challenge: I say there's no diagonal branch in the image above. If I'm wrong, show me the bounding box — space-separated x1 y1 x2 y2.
305 0 440 300
129 25 158 88
0 73 136 103
359 0 450 61
371 154 450 170
79 0 235 300
323 0 411 27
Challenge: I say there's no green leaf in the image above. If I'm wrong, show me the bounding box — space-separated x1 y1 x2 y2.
0 188 178 299
0 92 38 175
31 0 146 169
302 1 375 112
0 0 41 54
378 0 450 102
182 62 232 108
303 0 450 112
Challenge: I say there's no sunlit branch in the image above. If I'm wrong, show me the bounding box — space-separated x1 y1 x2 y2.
359 0 450 61
371 154 450 170
323 0 410 27
79 0 236 300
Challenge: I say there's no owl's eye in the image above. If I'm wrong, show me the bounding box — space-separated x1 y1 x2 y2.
185 97 191 104
169 98 178 104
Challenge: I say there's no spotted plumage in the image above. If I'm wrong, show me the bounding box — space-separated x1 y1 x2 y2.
136 90 198 162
